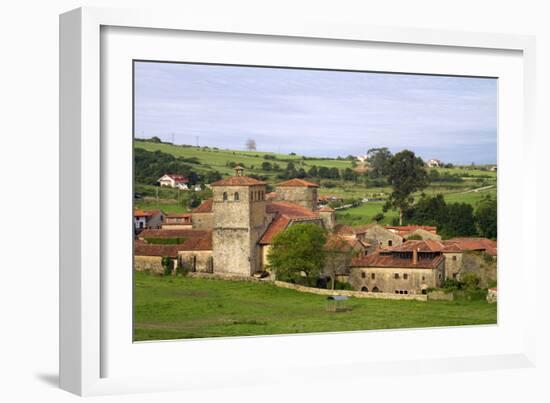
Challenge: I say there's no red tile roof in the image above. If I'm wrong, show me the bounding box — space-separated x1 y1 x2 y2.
259 214 291 245
266 201 318 218
276 178 319 188
259 201 321 244
385 225 437 235
164 174 189 183
210 176 266 186
138 229 212 239
166 213 192 218
389 239 446 253
333 224 356 237
266 192 277 200
446 237 497 256
135 230 213 256
351 252 444 269
192 198 213 213
134 209 161 218
318 206 335 212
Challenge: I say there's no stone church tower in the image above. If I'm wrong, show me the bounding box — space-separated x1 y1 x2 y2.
275 178 319 210
210 167 268 276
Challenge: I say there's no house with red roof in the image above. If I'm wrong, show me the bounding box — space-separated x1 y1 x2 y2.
133 209 165 233
157 173 190 189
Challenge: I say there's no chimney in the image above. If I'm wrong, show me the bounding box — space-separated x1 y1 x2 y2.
234 165 244 176
412 248 418 265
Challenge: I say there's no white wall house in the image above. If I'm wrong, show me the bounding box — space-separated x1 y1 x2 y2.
134 210 165 232
157 174 189 189
426 159 443 168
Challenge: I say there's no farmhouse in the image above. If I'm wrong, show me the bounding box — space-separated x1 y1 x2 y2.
157 173 189 189
162 213 192 230
134 209 164 232
426 158 443 168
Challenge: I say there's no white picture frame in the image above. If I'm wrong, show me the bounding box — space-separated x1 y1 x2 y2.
60 6 537 396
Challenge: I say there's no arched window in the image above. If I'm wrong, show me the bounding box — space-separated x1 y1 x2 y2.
372 286 379 293
361 287 368 292
234 192 239 201
223 192 228 201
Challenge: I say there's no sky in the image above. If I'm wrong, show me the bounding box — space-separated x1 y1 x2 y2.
134 61 497 164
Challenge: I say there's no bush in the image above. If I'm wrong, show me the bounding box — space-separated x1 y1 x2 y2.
460 272 481 289
161 257 174 276
333 281 353 290
175 262 190 276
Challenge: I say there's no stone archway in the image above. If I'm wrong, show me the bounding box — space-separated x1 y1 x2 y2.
361 286 368 292
372 286 380 293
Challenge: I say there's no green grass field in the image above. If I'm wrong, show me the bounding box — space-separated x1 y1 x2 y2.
133 272 497 341
134 141 497 218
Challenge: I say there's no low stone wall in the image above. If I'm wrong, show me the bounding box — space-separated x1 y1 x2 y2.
273 281 427 301
134 255 164 274
188 272 265 282
427 290 454 301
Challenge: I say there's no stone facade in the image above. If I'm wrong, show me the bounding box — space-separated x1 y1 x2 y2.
276 185 318 210
355 224 404 250
135 255 175 274
443 252 463 280
212 184 268 276
192 212 214 230
349 262 445 295
318 209 336 230
178 250 213 273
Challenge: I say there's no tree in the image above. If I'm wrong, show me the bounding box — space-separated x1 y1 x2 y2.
307 165 318 177
475 196 497 239
245 138 257 151
442 203 476 238
150 136 162 143
366 147 392 178
372 213 385 223
261 161 272 171
323 236 357 290
267 224 327 285
384 150 428 225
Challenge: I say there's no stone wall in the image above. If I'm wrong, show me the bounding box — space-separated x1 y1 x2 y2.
356 225 403 250
461 251 497 288
135 255 166 274
276 186 317 210
349 262 445 294
191 212 213 230
178 250 213 273
319 210 336 230
443 252 463 280
273 280 427 301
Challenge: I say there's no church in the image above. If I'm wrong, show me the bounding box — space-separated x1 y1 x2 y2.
135 166 336 276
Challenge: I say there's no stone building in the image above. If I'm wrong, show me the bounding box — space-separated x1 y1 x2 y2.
133 209 165 233
210 167 269 276
350 242 446 294
354 223 404 251
191 198 214 230
162 213 192 230
274 178 319 210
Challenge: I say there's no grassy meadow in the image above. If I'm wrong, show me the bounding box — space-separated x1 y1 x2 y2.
133 272 497 341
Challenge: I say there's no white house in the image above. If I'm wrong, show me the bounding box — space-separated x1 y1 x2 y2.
134 209 165 232
157 174 189 189
426 159 443 168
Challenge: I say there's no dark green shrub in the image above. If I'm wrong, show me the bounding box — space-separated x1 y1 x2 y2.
161 256 174 276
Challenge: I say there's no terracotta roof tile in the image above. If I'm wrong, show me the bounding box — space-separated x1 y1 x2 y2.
351 252 444 269
210 176 266 186
385 225 437 236
446 237 497 256
333 224 356 237
259 214 291 244
138 229 212 239
276 178 319 188
134 209 161 218
192 198 213 213
266 201 318 218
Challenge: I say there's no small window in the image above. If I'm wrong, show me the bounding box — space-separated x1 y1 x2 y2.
234 192 239 201
388 240 393 247
361 272 366 279
371 273 375 280
452 273 457 279
404 290 409 295
223 192 228 201
250 192 253 201
422 275 425 281
404 273 408 280
438 273 442 279
395 290 399 294
394 273 399 279
452 255 457 261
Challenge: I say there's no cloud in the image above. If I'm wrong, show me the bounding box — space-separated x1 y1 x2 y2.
134 62 497 164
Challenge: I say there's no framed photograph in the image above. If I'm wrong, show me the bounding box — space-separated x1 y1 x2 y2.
60 7 537 396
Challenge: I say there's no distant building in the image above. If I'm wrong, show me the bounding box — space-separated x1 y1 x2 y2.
157 174 189 189
134 210 165 232
357 154 369 163
426 159 443 168
162 213 192 230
